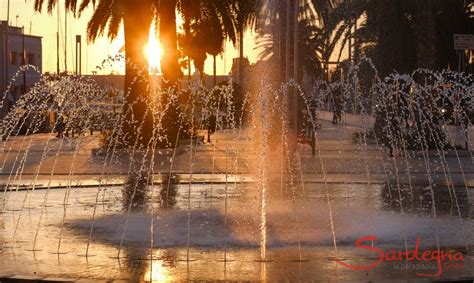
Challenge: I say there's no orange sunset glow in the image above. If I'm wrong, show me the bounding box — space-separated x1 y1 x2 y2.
1 0 258 75
0 0 473 282
145 27 163 73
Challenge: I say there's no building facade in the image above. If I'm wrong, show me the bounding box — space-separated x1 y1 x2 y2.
0 21 42 112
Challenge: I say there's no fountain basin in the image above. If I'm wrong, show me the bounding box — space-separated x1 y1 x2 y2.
1 183 473 281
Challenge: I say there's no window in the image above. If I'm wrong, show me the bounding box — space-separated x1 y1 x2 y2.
27 53 36 65
10 52 18 65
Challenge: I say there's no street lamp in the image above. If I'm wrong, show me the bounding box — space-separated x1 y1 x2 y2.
4 0 11 110
285 0 299 132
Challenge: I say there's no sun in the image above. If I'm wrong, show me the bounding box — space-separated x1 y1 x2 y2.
145 28 163 73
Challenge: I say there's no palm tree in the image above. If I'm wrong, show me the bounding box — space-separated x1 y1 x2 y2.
185 18 225 84
414 0 437 70
321 0 365 63
178 0 240 85
33 0 241 147
355 0 472 76
158 0 242 147
235 0 261 88
258 0 470 80
35 0 155 146
414 0 472 71
159 0 182 88
256 0 342 81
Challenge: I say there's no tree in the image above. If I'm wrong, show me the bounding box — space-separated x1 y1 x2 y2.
354 0 472 76
364 0 416 77
260 0 473 80
235 0 261 88
158 0 246 147
186 18 225 84
256 0 340 81
159 0 182 88
35 0 155 146
359 0 473 151
34 0 243 147
417 0 472 71
178 0 240 85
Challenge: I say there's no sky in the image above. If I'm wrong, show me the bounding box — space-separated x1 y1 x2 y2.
1 0 259 75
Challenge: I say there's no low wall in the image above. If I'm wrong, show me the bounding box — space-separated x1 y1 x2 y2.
317 110 473 149
317 111 375 128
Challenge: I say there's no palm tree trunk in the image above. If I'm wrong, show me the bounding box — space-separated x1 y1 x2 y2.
158 0 188 147
160 0 180 88
192 53 206 83
415 0 437 70
122 8 153 146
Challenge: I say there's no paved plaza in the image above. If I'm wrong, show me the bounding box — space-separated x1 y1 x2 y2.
0 115 472 192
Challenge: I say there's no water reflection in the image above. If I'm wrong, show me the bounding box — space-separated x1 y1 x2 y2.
143 250 177 282
380 184 471 217
122 171 151 212
160 174 179 209
145 261 170 282
0 184 473 280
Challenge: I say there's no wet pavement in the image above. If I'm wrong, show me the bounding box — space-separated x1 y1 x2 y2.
0 121 472 184
0 119 473 281
0 181 473 281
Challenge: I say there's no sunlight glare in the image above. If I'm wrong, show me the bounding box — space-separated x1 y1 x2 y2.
145 28 163 73
144 261 170 282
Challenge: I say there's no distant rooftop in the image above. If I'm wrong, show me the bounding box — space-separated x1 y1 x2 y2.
0 20 42 38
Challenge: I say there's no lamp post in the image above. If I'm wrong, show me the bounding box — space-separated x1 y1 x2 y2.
75 35 82 75
65 5 67 73
285 0 299 132
57 2 60 74
4 0 11 110
285 0 291 83
293 0 299 132
22 26 26 95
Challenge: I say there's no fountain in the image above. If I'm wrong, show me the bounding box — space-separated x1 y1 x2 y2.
0 57 473 281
